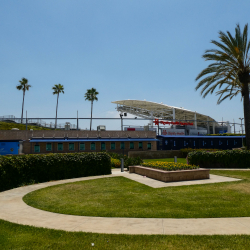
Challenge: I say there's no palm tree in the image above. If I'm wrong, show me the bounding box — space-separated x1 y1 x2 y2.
195 23 250 149
52 84 64 129
16 78 31 124
84 88 99 131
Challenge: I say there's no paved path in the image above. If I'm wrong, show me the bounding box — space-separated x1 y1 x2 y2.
1 170 250 235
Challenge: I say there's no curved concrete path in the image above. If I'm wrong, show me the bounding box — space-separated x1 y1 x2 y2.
0 170 250 235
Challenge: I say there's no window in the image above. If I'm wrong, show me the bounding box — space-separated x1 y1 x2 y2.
91 142 96 150
174 141 176 147
34 145 40 153
58 143 63 151
147 143 151 150
184 141 186 147
69 143 74 151
101 142 106 150
130 142 134 149
211 141 213 146
80 143 85 150
139 142 143 149
111 142 115 150
46 143 52 151
194 141 196 147
120 142 125 149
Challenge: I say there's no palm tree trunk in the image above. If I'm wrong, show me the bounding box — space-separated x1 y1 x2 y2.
55 94 59 129
21 90 25 124
243 82 250 149
90 101 93 131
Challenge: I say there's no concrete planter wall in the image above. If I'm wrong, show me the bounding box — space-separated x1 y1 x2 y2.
129 166 210 182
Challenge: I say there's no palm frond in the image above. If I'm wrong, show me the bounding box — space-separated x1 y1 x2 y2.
195 23 250 104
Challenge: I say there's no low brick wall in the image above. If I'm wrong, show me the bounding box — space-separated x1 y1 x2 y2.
129 166 210 182
128 150 183 159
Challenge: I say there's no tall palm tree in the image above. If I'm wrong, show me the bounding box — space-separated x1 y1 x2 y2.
195 23 250 149
52 84 64 129
16 78 31 124
84 88 99 131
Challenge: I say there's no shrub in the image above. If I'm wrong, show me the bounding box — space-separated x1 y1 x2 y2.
107 152 142 168
0 152 111 192
187 150 250 168
207 133 243 136
142 161 199 171
125 156 143 167
180 148 223 157
111 158 121 168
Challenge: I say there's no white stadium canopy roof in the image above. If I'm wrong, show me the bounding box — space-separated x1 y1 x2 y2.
112 100 218 127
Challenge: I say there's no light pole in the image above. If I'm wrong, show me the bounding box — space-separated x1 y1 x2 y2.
120 113 127 131
120 113 123 131
239 118 244 147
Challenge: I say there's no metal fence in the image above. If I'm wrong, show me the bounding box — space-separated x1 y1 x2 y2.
0 115 76 129
0 115 245 133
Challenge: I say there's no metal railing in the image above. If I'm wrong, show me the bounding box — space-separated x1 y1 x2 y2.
0 115 244 133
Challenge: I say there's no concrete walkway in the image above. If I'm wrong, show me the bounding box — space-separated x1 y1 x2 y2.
0 170 250 235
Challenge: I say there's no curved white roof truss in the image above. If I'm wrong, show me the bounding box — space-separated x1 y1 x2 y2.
112 100 218 128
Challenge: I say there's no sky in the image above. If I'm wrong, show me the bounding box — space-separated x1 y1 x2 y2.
0 0 249 131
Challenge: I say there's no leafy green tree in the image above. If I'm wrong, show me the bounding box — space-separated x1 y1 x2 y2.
84 88 99 131
52 84 64 129
195 24 250 149
16 78 31 124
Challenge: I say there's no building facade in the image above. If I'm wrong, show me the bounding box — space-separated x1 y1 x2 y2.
157 135 243 150
0 130 157 155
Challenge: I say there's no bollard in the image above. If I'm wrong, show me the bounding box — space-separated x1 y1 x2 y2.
174 156 177 163
121 158 124 172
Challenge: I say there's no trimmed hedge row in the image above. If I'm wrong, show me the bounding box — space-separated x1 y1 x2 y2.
180 148 223 157
0 152 111 192
187 150 250 168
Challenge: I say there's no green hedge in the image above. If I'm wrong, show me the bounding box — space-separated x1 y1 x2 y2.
207 133 243 136
187 150 250 168
180 148 223 157
108 152 143 168
0 152 111 192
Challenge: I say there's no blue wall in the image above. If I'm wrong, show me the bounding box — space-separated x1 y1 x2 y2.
0 141 19 155
157 136 243 150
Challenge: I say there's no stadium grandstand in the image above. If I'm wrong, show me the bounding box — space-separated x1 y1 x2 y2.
112 100 230 135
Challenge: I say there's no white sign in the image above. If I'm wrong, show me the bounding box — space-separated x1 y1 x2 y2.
161 128 185 136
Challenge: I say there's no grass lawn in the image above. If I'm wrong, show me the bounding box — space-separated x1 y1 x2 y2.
143 158 187 164
23 171 250 218
1 219 250 249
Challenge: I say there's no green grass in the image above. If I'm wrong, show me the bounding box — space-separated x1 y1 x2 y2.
143 158 187 164
0 121 52 130
1 219 250 250
23 171 250 218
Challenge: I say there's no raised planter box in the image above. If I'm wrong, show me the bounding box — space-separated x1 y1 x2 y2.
129 166 210 182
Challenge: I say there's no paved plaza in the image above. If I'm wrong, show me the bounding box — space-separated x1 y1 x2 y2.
1 169 250 235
